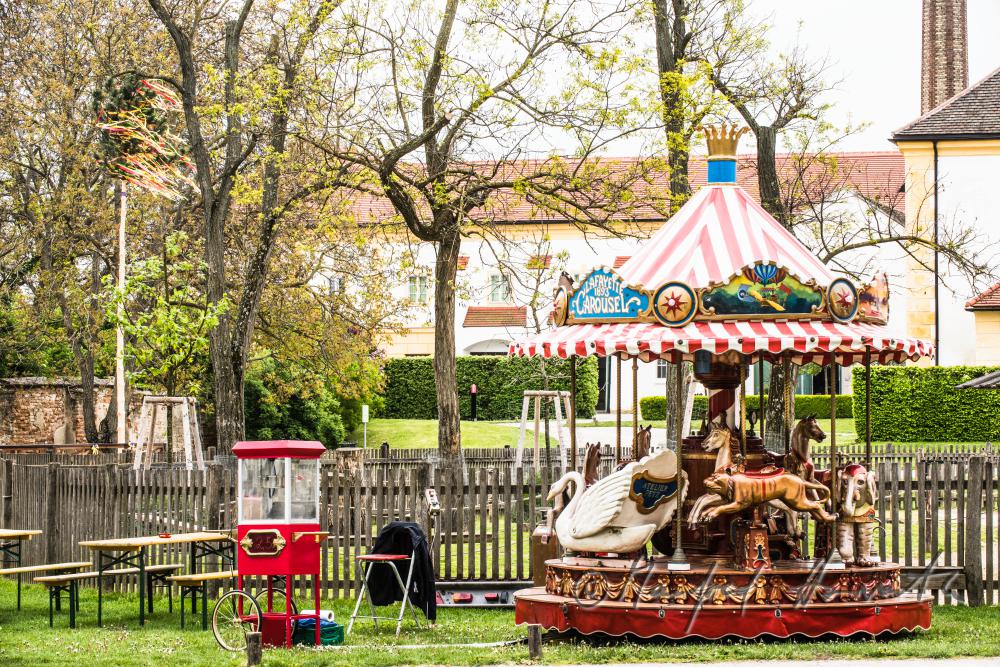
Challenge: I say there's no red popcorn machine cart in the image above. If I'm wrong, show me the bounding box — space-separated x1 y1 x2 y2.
212 440 330 651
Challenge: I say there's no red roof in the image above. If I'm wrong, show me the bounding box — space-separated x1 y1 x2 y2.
347 152 905 226
966 281 1000 310
463 306 527 328
613 255 631 268
232 440 325 459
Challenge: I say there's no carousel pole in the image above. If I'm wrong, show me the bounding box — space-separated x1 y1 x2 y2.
616 356 623 463
757 360 765 440
828 359 844 566
632 357 638 448
739 362 748 457
570 357 578 470
669 354 689 570
864 349 873 468
784 355 793 457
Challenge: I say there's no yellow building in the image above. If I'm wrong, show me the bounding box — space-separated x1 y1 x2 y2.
892 64 1000 365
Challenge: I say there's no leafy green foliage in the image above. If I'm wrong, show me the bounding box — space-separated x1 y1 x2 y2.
640 393 852 421
852 365 1000 442
380 356 599 421
105 231 225 396
244 358 346 448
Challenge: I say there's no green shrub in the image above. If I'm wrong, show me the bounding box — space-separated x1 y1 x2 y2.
852 365 1000 442
244 361 346 447
381 356 599 420
639 393 851 422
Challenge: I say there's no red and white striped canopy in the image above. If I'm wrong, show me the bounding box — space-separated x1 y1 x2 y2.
509 319 933 366
617 185 836 288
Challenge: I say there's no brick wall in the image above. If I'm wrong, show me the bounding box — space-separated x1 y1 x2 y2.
0 378 139 445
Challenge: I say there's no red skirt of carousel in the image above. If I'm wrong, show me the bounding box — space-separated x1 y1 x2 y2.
515 555 931 640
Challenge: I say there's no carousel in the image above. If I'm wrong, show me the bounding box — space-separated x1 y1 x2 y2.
509 126 933 640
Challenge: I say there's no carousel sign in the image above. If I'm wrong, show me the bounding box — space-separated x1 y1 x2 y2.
565 268 650 323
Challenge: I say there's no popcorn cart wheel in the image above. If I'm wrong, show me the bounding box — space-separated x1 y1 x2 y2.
212 440 328 651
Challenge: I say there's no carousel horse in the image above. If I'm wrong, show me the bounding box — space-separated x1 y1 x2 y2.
547 448 687 554
582 442 603 486
686 422 801 534
788 415 831 494
615 425 652 470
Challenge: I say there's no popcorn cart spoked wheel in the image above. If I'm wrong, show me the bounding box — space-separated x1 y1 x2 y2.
211 440 329 652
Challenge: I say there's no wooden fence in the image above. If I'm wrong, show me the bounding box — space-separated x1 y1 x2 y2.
2 447 999 605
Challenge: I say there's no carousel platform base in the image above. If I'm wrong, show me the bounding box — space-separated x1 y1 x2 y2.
515 556 932 640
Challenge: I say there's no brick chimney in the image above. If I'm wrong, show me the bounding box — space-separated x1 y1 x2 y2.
921 0 969 113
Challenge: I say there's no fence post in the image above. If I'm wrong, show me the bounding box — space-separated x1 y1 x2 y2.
45 462 60 563
2 459 12 529
206 464 221 531
964 455 985 606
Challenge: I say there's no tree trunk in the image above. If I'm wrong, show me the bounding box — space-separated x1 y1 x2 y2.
764 360 798 452
754 125 784 224
433 226 463 478
210 338 245 452
652 0 692 212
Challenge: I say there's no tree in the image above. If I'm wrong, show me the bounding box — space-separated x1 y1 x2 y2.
105 230 224 399
146 0 352 451
319 0 655 472
650 0 745 209
0 0 160 442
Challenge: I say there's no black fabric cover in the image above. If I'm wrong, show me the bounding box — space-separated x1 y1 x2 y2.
366 521 437 621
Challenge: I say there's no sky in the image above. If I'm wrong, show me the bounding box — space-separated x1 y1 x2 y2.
754 0 1000 151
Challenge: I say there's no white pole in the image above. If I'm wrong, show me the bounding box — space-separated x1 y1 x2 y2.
116 183 127 446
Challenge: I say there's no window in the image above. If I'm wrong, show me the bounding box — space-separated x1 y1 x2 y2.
327 275 343 296
289 459 319 522
489 274 511 303
408 275 429 304
656 359 667 379
239 458 286 522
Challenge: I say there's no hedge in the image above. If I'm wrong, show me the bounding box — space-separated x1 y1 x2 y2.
380 356 599 421
851 365 1000 442
639 394 852 422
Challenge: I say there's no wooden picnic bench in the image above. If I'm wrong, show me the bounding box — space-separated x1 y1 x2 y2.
167 569 237 630
79 531 234 627
34 563 183 628
0 561 91 611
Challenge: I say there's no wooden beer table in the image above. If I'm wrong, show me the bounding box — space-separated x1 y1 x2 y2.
0 529 42 608
79 531 235 626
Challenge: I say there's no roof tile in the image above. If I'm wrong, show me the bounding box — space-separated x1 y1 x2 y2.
894 65 1000 139
463 306 527 328
966 281 1000 310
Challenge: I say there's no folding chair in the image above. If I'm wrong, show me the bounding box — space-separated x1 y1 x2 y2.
347 552 423 636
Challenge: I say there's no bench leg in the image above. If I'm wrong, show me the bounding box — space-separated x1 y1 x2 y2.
16 573 21 611
146 572 154 616
201 581 208 631
69 583 77 630
48 586 54 628
55 584 61 612
97 568 103 628
168 579 173 614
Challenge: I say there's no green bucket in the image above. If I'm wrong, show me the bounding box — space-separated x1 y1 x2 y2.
292 617 344 646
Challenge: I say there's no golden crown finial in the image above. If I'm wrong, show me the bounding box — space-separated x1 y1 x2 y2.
700 124 749 159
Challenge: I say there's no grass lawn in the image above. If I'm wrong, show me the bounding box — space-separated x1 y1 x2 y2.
2 580 1000 665
347 418 860 450
348 419 519 449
